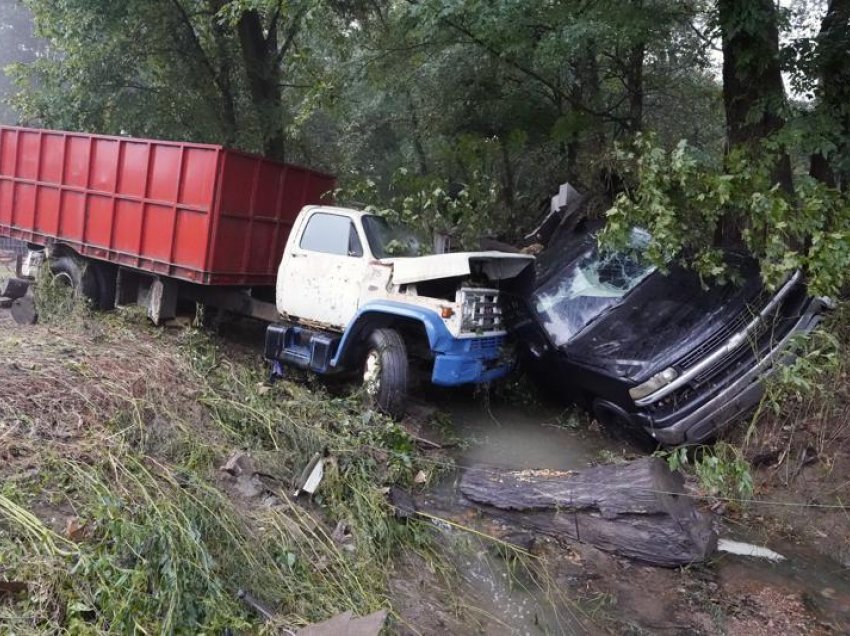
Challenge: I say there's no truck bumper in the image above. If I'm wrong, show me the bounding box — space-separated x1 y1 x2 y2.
641 297 828 446
431 335 512 386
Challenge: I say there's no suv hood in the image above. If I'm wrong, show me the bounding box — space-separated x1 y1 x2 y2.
383 251 534 285
559 260 765 381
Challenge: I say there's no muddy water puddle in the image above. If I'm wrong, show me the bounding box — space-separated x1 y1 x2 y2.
445 400 622 470
414 398 850 634
716 539 850 631
414 399 624 634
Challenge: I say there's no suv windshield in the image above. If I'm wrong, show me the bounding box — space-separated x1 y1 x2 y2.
534 228 655 346
362 215 425 258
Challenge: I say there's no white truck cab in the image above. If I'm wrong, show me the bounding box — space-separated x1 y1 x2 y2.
265 205 535 417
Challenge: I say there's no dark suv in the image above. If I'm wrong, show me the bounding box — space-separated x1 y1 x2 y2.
514 217 829 446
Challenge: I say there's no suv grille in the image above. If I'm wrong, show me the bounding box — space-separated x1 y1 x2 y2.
676 291 772 371
460 288 503 333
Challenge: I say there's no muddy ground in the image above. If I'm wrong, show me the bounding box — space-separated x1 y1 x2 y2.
1 248 849 634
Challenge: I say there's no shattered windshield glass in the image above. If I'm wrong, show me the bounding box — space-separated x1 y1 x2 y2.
534 228 655 347
362 215 425 258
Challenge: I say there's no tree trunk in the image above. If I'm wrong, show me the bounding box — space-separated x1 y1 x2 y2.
207 0 239 145
625 41 644 135
459 457 717 568
808 0 850 189
171 0 239 145
406 92 429 175
717 0 793 247
238 9 286 160
498 136 516 224
718 0 792 193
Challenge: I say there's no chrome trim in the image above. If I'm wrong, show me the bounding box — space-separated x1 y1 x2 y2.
647 297 826 445
460 287 503 333
633 270 802 407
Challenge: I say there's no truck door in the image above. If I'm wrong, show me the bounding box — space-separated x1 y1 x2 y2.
277 211 368 328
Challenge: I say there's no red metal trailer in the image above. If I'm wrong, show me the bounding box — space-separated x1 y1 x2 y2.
0 125 335 286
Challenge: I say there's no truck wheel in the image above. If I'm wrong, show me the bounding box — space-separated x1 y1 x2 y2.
362 328 408 419
49 255 105 309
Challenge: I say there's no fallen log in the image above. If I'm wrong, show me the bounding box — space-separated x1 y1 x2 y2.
460 457 717 567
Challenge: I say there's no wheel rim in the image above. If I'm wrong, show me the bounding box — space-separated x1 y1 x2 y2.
363 349 382 397
50 271 78 313
53 272 74 289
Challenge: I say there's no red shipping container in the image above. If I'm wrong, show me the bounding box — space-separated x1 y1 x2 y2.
0 125 335 286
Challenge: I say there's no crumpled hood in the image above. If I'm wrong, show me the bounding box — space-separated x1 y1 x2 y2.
557 260 765 381
383 251 534 285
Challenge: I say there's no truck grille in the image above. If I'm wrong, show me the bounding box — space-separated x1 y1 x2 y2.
460 288 503 333
634 271 806 410
470 336 504 352
676 291 772 371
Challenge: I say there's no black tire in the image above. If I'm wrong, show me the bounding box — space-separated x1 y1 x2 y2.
91 262 117 310
49 255 109 309
592 399 657 452
362 328 408 419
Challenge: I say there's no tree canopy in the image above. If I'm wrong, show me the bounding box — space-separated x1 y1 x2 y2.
5 0 850 291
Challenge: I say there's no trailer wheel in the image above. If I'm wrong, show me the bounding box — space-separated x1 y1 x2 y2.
91 262 117 310
49 255 109 309
362 328 408 419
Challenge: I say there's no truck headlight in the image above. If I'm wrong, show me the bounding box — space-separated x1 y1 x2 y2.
629 367 678 401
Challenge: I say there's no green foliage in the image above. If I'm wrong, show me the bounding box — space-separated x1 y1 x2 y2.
661 443 754 501
322 0 719 242
339 163 505 250
603 134 850 296
0 318 441 632
33 261 90 325
763 320 841 410
9 0 333 163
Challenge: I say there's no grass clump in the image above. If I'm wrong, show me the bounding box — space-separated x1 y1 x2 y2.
31 261 90 326
0 313 442 633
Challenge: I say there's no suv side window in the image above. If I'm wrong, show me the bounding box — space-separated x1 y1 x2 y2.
300 213 363 257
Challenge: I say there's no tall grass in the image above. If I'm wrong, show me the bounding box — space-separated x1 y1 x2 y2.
0 312 437 633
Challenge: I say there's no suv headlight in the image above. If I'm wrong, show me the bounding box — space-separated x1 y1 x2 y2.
629 367 678 401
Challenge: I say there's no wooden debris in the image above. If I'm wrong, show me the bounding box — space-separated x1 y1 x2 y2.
10 296 37 325
293 452 324 497
459 457 717 567
236 588 275 621
410 434 443 450
748 448 782 468
388 486 416 519
0 581 28 597
297 609 388 636
220 452 252 477
0 277 30 299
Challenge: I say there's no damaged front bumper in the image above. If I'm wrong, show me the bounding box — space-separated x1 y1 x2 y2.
431 334 513 386
635 297 829 446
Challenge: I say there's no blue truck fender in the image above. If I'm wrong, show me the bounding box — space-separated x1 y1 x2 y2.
330 300 452 369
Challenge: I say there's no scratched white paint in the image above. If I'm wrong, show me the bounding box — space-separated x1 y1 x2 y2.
385 251 532 285
276 205 534 336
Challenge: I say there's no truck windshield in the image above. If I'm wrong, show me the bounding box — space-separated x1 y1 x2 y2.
533 228 656 347
362 215 425 258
